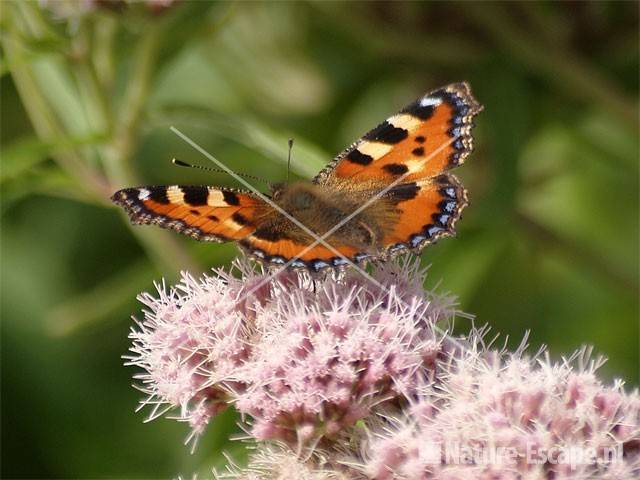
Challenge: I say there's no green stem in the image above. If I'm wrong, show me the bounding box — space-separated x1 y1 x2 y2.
70 19 111 136
98 21 198 273
5 3 197 273
101 23 163 185
92 14 117 93
3 4 111 201
72 16 198 274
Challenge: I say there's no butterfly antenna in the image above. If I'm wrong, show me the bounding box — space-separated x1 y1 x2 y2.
172 158 269 186
286 138 294 184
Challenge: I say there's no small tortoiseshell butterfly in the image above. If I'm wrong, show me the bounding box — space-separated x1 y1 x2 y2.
112 82 482 272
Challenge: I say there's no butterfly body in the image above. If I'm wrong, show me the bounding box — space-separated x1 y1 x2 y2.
260 180 396 253
113 83 482 272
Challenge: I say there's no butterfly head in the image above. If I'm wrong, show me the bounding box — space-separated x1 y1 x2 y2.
270 181 317 210
270 182 287 201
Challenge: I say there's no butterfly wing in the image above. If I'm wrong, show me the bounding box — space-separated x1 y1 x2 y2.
239 236 361 272
112 185 267 242
113 185 363 271
312 82 481 258
313 82 482 185
237 174 470 271
381 173 468 257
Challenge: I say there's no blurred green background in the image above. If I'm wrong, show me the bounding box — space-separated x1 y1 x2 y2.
1 1 638 478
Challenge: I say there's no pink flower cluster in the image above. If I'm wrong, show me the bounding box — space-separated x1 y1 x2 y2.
40 0 178 21
126 258 639 478
358 342 640 479
126 260 455 448
127 270 251 443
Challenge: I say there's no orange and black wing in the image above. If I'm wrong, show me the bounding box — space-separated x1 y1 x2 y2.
112 185 266 242
313 82 482 185
380 174 468 258
312 82 481 259
239 173 470 270
113 185 362 272
241 172 467 269
239 235 362 272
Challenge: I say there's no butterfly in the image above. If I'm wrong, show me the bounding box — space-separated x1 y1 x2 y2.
112 82 482 272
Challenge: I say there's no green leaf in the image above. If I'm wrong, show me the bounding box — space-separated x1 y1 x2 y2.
1 167 101 213
1 133 108 183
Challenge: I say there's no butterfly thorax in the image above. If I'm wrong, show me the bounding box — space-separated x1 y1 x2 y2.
265 181 392 251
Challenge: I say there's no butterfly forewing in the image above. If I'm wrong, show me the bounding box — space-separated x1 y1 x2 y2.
112 186 267 242
313 82 482 185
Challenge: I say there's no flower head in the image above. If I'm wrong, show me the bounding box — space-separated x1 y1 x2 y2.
126 257 639 478
356 333 640 479
233 277 451 446
125 267 253 441
214 442 349 480
126 258 457 448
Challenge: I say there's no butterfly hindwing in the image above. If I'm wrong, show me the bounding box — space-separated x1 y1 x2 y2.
313 82 482 185
236 173 468 271
382 173 467 256
239 236 361 272
112 186 267 242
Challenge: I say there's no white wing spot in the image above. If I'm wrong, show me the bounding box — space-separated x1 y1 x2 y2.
405 159 425 174
166 186 185 203
358 141 393 159
138 188 151 200
206 189 227 207
388 113 421 131
419 96 443 107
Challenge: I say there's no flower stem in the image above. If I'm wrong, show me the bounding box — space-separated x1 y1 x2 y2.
4 3 197 273
3 3 112 201
97 20 198 273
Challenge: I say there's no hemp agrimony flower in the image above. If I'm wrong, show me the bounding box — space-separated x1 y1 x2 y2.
126 259 457 448
356 338 640 479
125 259 639 478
